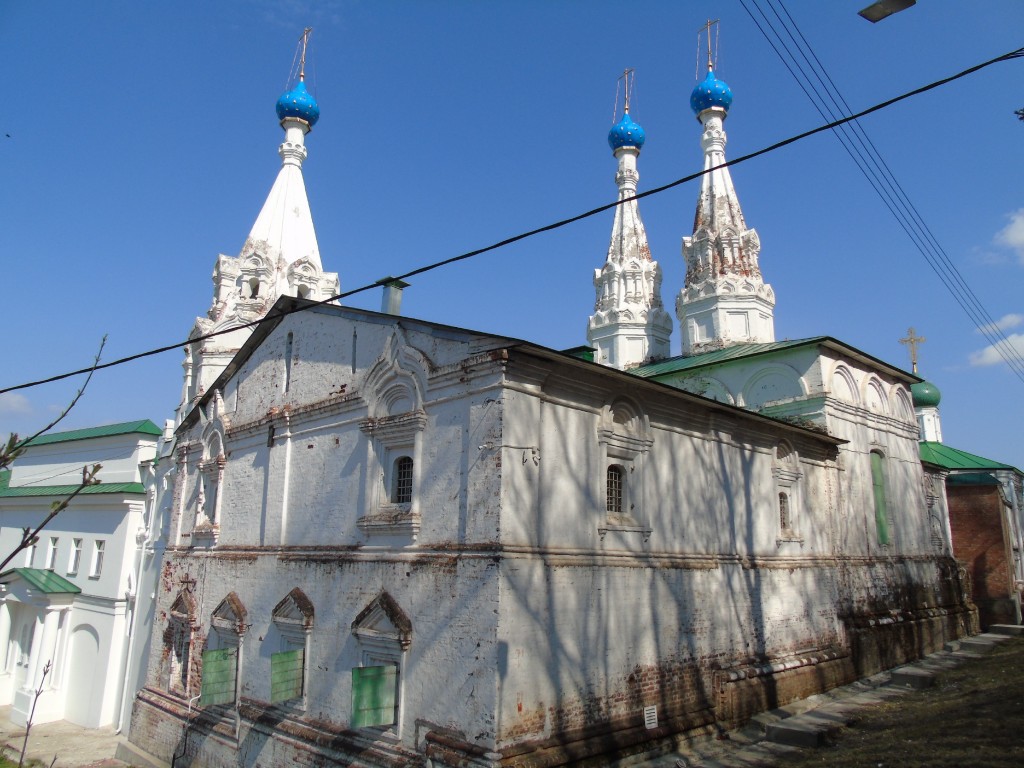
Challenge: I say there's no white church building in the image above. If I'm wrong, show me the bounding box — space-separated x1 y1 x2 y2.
0 420 160 729
124 54 977 768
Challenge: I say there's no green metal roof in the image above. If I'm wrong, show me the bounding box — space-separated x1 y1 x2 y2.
20 419 161 447
633 338 828 378
0 568 81 594
0 470 145 498
919 441 1019 473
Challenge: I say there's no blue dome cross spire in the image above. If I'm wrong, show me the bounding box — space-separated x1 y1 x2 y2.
276 27 321 128
608 68 646 150
690 19 732 117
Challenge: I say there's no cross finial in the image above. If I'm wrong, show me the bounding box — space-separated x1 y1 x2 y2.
899 327 926 374
298 27 313 81
620 68 635 113
697 19 720 75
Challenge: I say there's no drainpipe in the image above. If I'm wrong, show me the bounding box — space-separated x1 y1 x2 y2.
280 413 293 545
171 693 201 768
115 424 174 733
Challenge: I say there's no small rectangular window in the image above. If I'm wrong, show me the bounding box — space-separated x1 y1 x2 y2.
24 542 35 568
392 456 413 505
45 537 59 570
68 538 82 575
606 465 624 516
351 664 399 728
90 540 105 578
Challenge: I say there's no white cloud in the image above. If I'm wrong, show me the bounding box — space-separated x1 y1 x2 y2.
0 393 32 415
976 313 1024 335
969 333 1024 367
995 208 1024 263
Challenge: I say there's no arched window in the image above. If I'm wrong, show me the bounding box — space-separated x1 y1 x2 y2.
391 456 413 505
166 591 196 696
779 492 791 532
271 589 314 706
606 465 624 516
773 442 803 545
870 451 890 546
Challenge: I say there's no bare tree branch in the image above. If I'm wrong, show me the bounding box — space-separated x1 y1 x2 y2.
0 335 107 471
0 336 107 572
0 464 101 573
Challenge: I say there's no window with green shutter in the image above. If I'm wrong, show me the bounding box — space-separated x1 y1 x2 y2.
351 664 398 728
199 648 237 707
870 451 890 546
271 648 305 703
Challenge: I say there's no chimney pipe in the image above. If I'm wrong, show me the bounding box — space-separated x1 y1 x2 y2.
379 278 410 315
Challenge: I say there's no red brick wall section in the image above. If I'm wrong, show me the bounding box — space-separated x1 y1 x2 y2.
948 485 1017 627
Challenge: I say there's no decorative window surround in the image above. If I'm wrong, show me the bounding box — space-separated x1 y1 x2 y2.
773 443 805 547
351 593 411 735
597 403 653 541
203 593 246 708
358 411 427 538
166 590 197 697
271 588 314 709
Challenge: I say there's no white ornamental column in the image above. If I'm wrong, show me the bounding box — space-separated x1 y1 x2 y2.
33 608 60 689
0 600 11 673
23 612 44 691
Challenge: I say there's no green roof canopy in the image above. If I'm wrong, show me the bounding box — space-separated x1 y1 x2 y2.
20 419 160 447
919 441 1019 473
0 568 81 594
0 470 145 498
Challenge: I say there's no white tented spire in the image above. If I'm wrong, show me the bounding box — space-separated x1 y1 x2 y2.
677 66 775 355
176 37 340 423
588 77 672 370
243 116 323 276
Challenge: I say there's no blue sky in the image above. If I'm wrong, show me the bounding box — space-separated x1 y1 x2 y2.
1 1 1022 468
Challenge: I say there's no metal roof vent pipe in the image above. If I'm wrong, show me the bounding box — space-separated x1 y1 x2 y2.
379 277 410 315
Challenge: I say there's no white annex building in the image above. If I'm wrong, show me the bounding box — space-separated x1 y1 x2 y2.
0 420 160 728
123 53 979 768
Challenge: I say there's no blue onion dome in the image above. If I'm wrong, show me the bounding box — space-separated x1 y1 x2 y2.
276 79 320 127
911 380 941 408
690 69 733 115
608 110 646 150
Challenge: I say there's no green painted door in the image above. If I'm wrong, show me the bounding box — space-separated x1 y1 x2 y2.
351 664 398 727
271 648 304 703
199 648 236 707
871 452 890 545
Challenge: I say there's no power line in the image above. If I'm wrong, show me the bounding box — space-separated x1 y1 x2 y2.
2 43 1022 397
741 0 1024 382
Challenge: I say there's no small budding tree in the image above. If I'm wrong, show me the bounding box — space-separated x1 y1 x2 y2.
0 338 106 570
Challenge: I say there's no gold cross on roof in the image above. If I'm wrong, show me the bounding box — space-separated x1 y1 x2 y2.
899 327 926 374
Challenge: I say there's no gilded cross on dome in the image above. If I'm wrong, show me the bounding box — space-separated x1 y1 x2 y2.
899 327 926 374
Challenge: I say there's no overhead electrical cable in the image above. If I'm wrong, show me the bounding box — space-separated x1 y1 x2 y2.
741 0 1024 382
2 44 1022 397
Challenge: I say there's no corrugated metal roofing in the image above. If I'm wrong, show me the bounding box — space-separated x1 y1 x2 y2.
0 567 81 594
919 441 1019 472
0 470 145 497
21 419 161 447
633 338 826 377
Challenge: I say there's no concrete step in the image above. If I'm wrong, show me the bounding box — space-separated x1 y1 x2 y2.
764 716 841 748
944 637 996 654
988 624 1024 637
889 666 936 690
114 738 170 768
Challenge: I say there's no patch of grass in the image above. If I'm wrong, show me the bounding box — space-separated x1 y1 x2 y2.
784 636 1024 768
